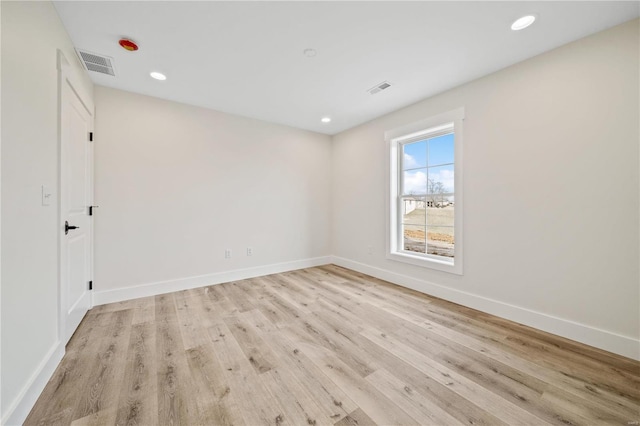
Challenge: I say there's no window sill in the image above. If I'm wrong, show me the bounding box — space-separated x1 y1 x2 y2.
386 251 463 275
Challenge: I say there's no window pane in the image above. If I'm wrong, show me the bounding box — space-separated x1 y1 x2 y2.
402 197 426 224
403 169 427 195
426 204 454 227
403 224 426 254
428 133 454 166
427 226 454 258
427 164 454 196
403 140 427 170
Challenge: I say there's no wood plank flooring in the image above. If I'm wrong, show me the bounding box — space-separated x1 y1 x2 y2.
25 265 640 425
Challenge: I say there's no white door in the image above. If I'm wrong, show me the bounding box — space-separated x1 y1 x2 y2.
60 73 94 344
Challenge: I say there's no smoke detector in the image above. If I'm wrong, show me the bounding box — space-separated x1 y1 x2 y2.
118 39 139 51
367 81 392 95
76 49 116 76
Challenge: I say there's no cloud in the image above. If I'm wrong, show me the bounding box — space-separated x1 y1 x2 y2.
403 153 419 169
404 170 427 194
429 168 454 192
404 168 455 195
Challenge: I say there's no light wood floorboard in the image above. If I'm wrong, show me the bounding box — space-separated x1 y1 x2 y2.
26 265 640 425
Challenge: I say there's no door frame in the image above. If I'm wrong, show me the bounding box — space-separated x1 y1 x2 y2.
57 50 95 344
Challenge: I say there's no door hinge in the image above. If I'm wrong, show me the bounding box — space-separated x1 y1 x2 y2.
89 132 93 142
89 281 93 290
88 205 99 216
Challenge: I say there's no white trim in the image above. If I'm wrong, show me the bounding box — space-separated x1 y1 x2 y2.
1 341 65 426
387 251 455 273
330 256 640 361
385 108 464 275
92 257 332 306
384 107 465 141
0 3 3 422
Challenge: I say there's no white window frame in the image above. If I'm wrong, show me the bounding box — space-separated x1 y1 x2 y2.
385 108 464 275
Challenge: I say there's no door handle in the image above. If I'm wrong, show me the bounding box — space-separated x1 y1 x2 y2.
65 221 79 235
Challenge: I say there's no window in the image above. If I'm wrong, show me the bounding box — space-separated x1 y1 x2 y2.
386 108 464 274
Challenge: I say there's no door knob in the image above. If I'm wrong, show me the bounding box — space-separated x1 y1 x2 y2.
65 221 79 235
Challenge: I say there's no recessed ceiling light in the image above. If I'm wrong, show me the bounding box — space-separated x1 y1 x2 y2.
511 15 536 31
303 48 317 58
321 117 331 123
150 71 166 81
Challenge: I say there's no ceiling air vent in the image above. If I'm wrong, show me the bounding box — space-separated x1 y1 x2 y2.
76 49 116 76
367 81 391 95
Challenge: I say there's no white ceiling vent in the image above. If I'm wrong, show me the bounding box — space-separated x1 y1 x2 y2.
367 81 391 95
76 49 116 76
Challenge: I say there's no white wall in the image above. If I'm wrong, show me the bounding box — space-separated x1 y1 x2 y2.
1 1 94 423
331 19 640 359
93 87 332 301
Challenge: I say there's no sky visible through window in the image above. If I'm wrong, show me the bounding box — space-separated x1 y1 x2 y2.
402 133 454 196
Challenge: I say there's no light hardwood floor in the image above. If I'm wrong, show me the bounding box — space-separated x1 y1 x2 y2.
26 265 640 425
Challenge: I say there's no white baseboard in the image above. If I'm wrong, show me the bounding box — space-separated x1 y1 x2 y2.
92 256 332 306
2 341 65 426
330 256 640 361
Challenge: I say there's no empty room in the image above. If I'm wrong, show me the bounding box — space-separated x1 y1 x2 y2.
1 1 639 425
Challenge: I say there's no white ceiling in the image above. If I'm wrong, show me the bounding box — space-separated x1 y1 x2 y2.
53 1 639 135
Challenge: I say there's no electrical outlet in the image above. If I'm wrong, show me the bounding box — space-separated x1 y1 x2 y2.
225 249 232 259
247 247 253 256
